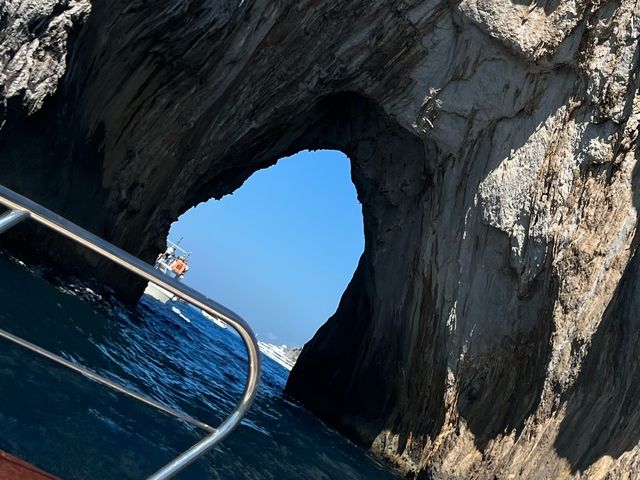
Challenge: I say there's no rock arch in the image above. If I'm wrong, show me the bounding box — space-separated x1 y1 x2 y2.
1 0 639 478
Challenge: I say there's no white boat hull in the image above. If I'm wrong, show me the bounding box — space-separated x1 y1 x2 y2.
201 309 228 329
258 342 296 371
144 282 174 304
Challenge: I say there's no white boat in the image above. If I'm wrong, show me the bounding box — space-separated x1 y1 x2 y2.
144 282 174 304
258 341 296 371
171 306 191 323
201 309 228 329
143 240 191 304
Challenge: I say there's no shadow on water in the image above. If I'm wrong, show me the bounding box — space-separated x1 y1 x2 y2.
0 252 400 480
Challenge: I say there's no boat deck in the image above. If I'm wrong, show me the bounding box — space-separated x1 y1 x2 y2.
0 451 58 480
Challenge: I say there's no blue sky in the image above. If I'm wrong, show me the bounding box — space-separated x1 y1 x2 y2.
169 150 364 346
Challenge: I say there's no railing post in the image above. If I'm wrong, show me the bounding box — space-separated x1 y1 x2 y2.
0 210 29 234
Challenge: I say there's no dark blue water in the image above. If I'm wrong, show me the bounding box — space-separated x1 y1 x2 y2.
0 252 400 479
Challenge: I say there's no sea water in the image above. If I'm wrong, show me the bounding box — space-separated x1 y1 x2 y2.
0 252 400 479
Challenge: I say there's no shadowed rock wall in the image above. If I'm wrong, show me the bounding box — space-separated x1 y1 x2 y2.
1 0 639 478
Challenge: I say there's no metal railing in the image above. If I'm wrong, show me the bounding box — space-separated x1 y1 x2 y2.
0 184 262 479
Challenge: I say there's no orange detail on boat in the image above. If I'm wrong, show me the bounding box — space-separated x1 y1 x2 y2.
172 259 187 275
0 450 58 480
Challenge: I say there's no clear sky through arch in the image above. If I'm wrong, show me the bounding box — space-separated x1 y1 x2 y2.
168 150 364 346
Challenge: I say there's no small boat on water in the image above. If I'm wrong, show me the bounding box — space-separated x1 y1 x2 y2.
201 309 228 329
258 341 296 371
171 306 191 323
143 240 191 304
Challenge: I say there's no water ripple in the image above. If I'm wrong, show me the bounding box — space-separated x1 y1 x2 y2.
0 252 400 480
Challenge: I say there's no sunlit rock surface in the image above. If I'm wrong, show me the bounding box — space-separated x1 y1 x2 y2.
1 1 639 478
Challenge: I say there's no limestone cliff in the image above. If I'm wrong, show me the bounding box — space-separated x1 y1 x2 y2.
1 0 639 478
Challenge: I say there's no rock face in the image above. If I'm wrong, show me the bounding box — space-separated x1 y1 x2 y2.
1 0 639 478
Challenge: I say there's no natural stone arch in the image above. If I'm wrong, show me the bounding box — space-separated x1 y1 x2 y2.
142 90 435 447
1 0 640 479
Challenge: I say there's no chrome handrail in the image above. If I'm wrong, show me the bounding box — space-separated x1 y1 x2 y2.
0 185 262 479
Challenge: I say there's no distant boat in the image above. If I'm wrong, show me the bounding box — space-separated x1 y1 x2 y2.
201 309 228 329
258 342 296 371
143 240 191 304
171 306 191 323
